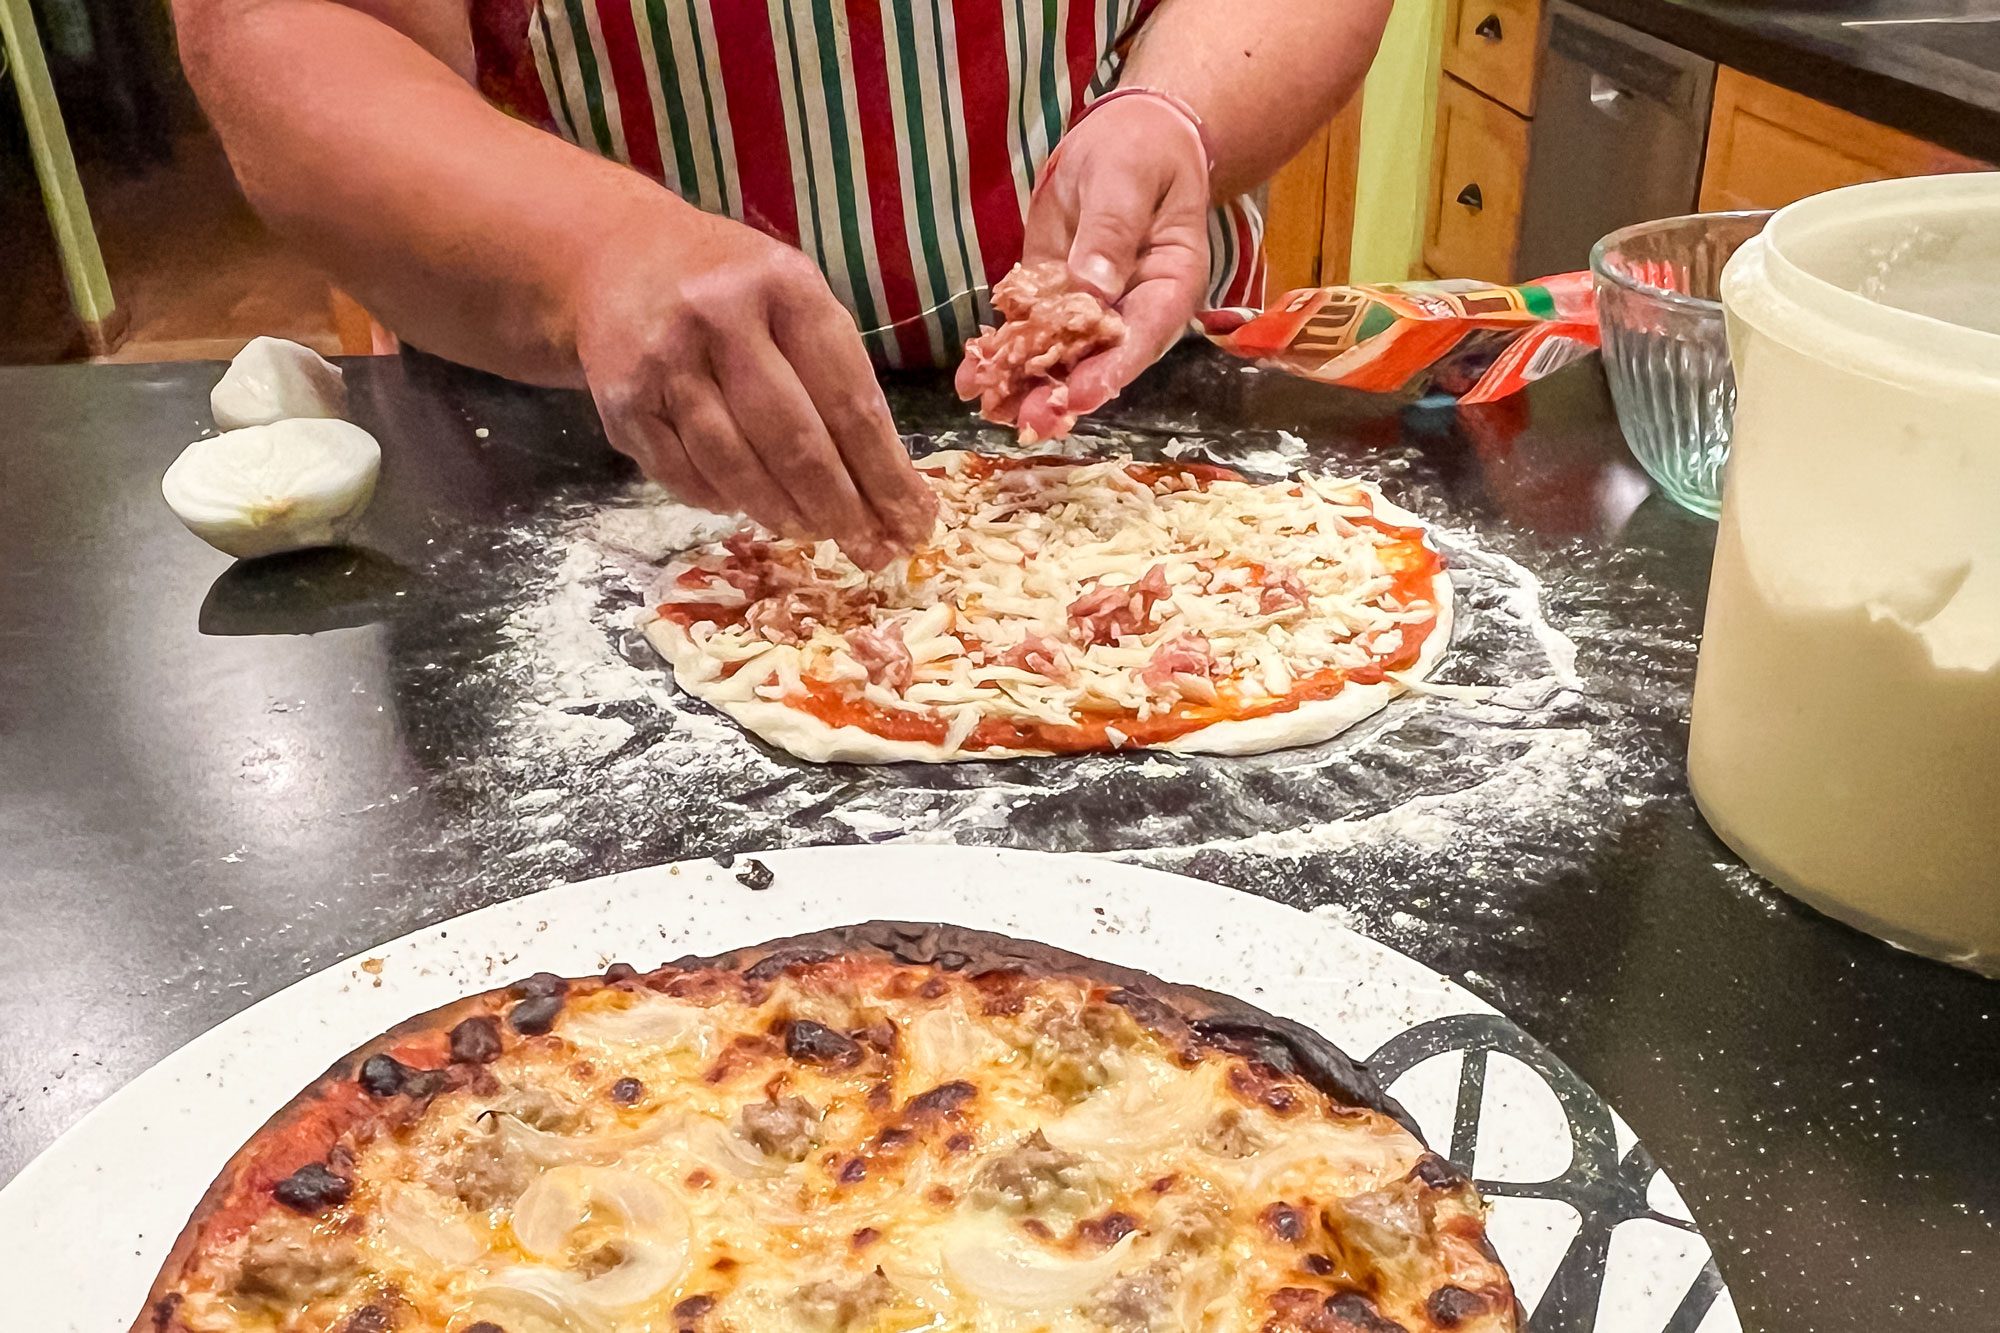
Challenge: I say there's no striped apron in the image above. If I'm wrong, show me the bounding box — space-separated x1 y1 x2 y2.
469 0 1267 368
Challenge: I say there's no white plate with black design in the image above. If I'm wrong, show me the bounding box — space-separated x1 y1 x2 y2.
0 846 1735 1332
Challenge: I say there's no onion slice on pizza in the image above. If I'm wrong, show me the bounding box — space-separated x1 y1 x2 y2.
136 923 1519 1333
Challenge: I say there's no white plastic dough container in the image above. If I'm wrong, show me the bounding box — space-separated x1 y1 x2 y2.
1692 174 2000 973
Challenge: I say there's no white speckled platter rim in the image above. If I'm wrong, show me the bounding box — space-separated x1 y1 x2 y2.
0 846 1735 1332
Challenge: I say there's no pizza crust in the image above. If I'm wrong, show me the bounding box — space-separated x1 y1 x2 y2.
641 466 1456 765
138 920 1519 1333
645 561 1450 763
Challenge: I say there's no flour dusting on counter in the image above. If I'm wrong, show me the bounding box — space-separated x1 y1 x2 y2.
393 413 1699 980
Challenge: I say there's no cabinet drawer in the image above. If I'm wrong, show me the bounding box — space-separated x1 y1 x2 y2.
1444 0 1544 116
1425 77 1531 283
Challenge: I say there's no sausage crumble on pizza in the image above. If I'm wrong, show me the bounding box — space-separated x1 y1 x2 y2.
139 924 1517 1333
642 453 1452 762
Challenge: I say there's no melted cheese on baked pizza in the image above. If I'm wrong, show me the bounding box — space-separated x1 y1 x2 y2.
164 962 1512 1333
646 453 1447 755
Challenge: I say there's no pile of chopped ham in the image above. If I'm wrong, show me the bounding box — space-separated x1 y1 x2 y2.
957 262 1127 442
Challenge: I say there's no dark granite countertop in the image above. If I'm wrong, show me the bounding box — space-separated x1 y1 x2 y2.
1569 0 2000 162
2 349 1997 1329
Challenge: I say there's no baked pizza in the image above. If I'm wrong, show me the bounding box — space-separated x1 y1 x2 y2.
138 923 1518 1333
642 453 1451 762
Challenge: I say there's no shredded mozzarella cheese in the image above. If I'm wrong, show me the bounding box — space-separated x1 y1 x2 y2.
653 454 1442 748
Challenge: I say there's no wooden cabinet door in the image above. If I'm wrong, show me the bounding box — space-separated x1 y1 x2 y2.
1700 68 1988 213
1425 77 1531 283
1444 0 1545 117
1263 97 1368 295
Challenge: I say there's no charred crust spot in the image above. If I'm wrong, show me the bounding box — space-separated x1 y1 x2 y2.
971 967 1031 1014
945 1132 975 1155
1107 988 1177 1031
785 1019 862 1066
1270 1288 1324 1321
1198 1021 1301 1074
449 1016 503 1064
358 1053 409 1097
510 972 570 1000
875 1126 913 1150
1267 1288 1410 1333
867 1080 894 1112
686 1169 715 1189
603 962 640 983
339 1305 392 1333
609 1077 644 1105
1302 1254 1335 1276
1075 1210 1137 1247
1021 1217 1054 1240
403 1068 445 1098
903 1080 976 1118
705 1032 780 1084
875 924 985 969
711 1256 739 1272
1150 1175 1178 1193
839 1157 868 1184
148 1295 184 1332
1426 1287 1489 1327
673 1294 716 1325
1261 1201 1307 1243
734 858 775 891
744 948 833 982
1326 1292 1407 1333
1410 1153 1463 1189
1228 1063 1301 1116
852 1227 881 1249
918 976 949 1000
272 1162 351 1213
509 994 564 1036
857 1020 898 1055
1192 1012 1406 1129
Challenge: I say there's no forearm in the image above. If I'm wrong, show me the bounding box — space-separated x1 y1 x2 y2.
1123 0 1391 199
175 0 674 386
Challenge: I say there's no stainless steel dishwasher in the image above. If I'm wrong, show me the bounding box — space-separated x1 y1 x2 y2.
1514 2 1718 278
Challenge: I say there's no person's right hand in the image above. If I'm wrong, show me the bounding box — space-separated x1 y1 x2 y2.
571 198 937 569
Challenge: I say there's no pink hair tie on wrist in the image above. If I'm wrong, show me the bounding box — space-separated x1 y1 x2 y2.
1039 85 1215 191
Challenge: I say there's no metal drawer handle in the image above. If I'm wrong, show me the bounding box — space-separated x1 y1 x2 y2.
1475 13 1503 41
1456 184 1484 213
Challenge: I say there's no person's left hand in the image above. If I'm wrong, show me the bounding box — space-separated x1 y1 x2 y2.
1011 94 1211 441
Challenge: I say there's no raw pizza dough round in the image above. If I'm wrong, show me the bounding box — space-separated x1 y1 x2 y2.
643 453 1454 764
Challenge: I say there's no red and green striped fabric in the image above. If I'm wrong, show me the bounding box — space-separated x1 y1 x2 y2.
473 0 1266 368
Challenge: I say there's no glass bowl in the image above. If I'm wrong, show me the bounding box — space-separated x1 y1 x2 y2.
1591 211 1772 518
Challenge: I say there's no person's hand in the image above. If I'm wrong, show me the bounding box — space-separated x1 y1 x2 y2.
571 198 936 569
1011 95 1211 441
